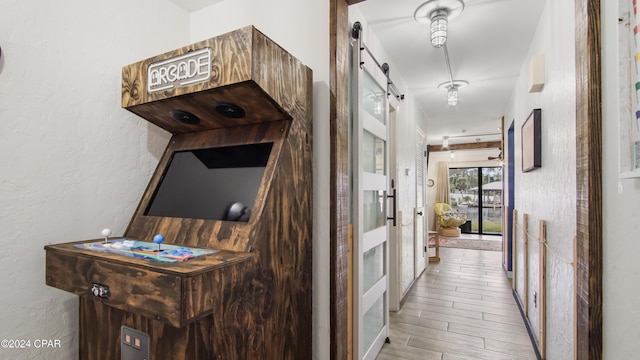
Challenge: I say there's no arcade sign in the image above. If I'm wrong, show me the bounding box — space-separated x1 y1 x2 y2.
148 48 211 93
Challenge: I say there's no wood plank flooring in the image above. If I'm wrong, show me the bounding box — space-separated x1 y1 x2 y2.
376 247 537 360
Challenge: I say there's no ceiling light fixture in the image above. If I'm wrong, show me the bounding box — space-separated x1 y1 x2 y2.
438 80 468 107
430 9 448 48
415 0 465 48
447 85 458 106
416 0 467 106
442 136 449 148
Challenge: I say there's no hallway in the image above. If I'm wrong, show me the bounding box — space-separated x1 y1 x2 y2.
376 247 537 360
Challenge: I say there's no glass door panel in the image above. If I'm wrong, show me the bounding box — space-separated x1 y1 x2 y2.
363 296 385 352
363 190 385 233
449 166 503 234
352 39 389 360
362 71 386 125
363 130 386 175
363 243 385 293
481 167 503 234
449 168 479 231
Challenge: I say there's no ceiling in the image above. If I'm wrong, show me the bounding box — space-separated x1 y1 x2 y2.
169 0 547 147
170 0 222 11
354 0 546 146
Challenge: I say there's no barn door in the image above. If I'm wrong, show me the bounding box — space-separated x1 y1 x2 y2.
351 37 391 360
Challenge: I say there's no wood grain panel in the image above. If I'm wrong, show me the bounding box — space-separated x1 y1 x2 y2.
330 0 351 359
125 120 289 252
429 141 502 152
46 250 183 327
251 30 311 120
575 0 602 359
126 82 290 134
45 241 252 276
122 26 311 135
205 61 312 360
122 27 253 108
49 24 313 359
79 297 212 360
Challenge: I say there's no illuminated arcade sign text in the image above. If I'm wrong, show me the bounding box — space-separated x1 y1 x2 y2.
148 48 211 93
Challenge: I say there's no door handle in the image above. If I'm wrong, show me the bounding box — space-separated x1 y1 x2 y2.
387 189 397 227
417 211 423 216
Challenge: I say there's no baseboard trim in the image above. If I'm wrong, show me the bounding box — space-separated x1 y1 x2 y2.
399 268 424 308
512 289 542 360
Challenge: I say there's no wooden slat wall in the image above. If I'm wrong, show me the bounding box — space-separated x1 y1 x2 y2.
330 0 351 359
575 0 603 359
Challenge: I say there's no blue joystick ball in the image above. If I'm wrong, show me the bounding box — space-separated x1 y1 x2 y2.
153 234 165 244
153 234 165 252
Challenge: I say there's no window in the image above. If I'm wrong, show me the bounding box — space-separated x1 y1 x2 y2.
448 167 502 235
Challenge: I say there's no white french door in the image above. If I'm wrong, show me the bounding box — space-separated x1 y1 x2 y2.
352 40 390 360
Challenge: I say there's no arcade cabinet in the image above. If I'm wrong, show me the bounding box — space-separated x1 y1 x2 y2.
44 26 312 359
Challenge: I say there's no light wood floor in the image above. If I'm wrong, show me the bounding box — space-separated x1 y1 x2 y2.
376 247 537 360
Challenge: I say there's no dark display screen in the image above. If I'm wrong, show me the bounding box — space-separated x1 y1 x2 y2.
145 142 273 221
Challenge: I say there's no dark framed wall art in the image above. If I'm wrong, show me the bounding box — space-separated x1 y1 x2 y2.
521 108 541 172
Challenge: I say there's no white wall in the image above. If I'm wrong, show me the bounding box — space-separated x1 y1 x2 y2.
602 1 640 358
0 1 189 359
503 0 576 358
188 2 331 358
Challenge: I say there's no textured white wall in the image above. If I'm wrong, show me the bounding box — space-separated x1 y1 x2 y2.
0 1 189 359
503 0 576 358
602 1 640 358
188 2 331 358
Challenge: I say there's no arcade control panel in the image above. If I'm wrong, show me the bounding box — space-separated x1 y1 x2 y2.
44 229 253 327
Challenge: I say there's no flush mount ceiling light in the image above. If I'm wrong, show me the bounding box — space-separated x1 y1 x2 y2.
415 0 465 48
438 80 468 107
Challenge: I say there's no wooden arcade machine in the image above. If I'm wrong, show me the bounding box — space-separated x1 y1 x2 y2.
44 26 312 359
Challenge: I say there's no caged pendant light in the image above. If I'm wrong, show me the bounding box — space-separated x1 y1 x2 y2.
430 9 449 48
414 0 465 48
416 0 468 106
447 85 458 106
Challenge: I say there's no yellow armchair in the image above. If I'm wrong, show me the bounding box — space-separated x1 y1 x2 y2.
434 202 467 236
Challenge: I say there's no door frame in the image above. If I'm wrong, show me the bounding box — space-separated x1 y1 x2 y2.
505 121 515 273
329 0 602 359
387 96 400 312
415 128 427 279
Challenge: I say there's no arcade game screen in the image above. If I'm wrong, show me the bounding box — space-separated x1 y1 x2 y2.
145 142 273 222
